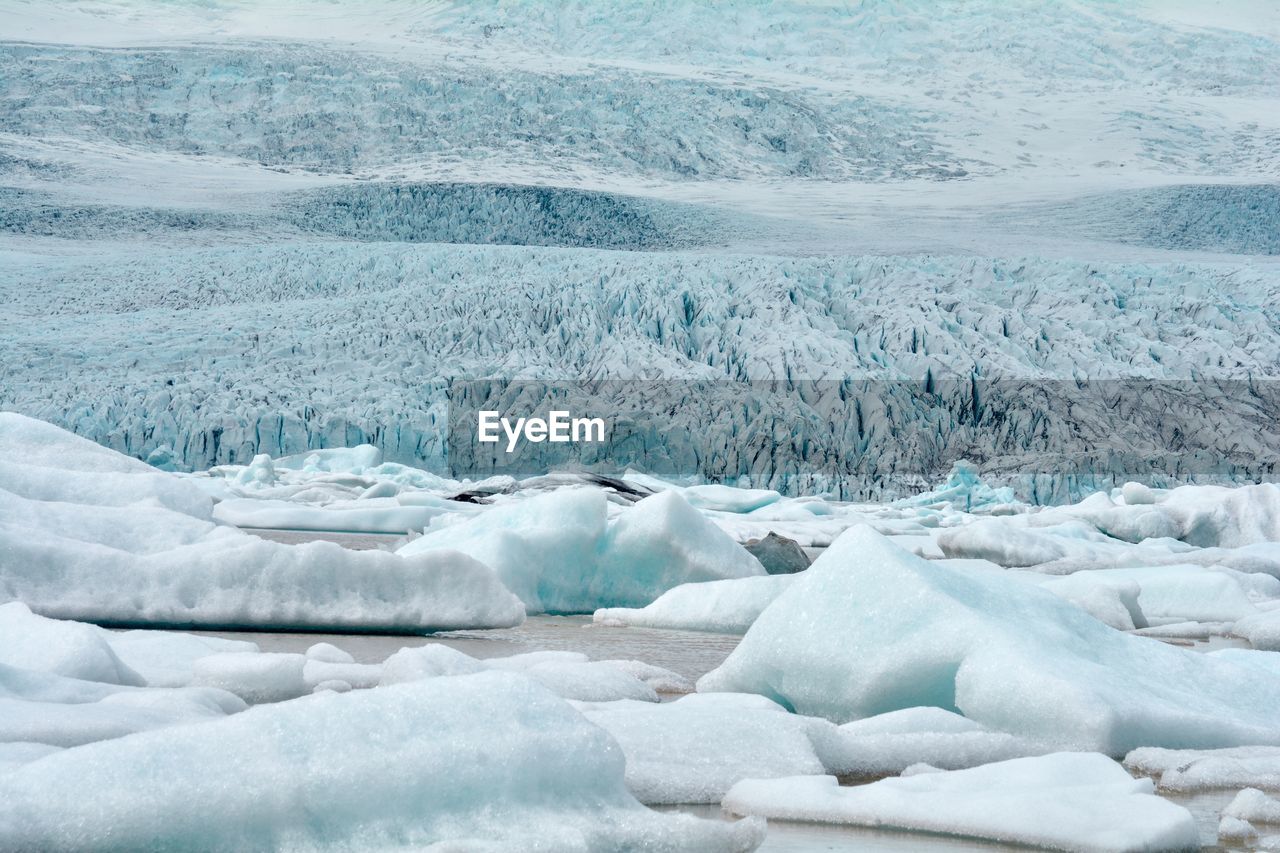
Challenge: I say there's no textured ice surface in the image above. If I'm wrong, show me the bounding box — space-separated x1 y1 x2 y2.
573 692 833 804
2 0 1280 499
0 414 525 630
0 672 765 851
0 662 244 749
0 602 143 686
399 488 763 613
594 575 795 634
723 753 1199 853
1126 746 1280 792
699 527 1280 754
1233 609 1280 650
826 707 1049 778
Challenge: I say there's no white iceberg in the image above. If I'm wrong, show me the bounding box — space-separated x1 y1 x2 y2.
1233 608 1280 650
1125 746 1280 791
594 574 796 634
828 706 1049 777
0 672 765 852
723 752 1198 853
0 663 245 749
0 414 524 631
400 488 762 613
699 526 1280 754
573 692 831 804
0 602 143 686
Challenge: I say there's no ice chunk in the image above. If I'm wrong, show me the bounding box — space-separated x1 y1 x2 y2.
892 461 1017 512
1 419 525 631
305 642 355 664
598 659 693 694
379 645 486 685
399 488 611 612
699 526 1280 754
101 629 259 688
212 497 446 535
681 485 781 513
0 663 245 747
1125 746 1280 791
1038 577 1147 631
575 692 829 804
0 602 143 686
828 707 1049 777
400 488 762 613
191 652 309 704
274 444 382 473
1041 565 1272 624
0 672 765 851
594 575 796 634
723 753 1198 852
1224 787 1280 825
597 489 765 599
1233 609 1280 650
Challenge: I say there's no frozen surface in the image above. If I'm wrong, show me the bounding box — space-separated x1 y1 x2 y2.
0 671 765 851
572 692 832 804
699 527 1280 754
723 753 1198 853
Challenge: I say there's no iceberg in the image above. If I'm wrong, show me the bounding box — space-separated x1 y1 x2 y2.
699 526 1280 754
0 672 765 851
573 692 831 804
0 663 245 749
1125 746 1280 791
400 488 763 613
723 753 1198 853
0 414 525 631
594 575 796 634
827 706 1048 778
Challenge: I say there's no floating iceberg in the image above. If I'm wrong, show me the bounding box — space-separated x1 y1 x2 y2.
0 663 245 749
400 488 763 613
699 526 1280 754
0 414 525 631
0 672 765 851
1233 609 1280 650
723 753 1198 853
827 706 1048 778
573 692 832 804
595 575 796 634
1125 746 1280 791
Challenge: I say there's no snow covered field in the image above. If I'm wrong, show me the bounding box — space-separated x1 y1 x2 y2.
4 0 1280 849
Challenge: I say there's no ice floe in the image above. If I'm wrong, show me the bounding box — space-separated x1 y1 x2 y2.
723 753 1198 852
0 414 525 631
1125 746 1280 792
699 526 1280 754
594 574 796 634
399 488 763 613
572 693 832 804
0 672 765 851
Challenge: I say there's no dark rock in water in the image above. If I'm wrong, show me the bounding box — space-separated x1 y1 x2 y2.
744 532 811 575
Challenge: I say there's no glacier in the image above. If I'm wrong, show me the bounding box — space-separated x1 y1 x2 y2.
2 0 1280 501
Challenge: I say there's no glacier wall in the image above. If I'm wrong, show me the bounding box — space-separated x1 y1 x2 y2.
4 243 1279 500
